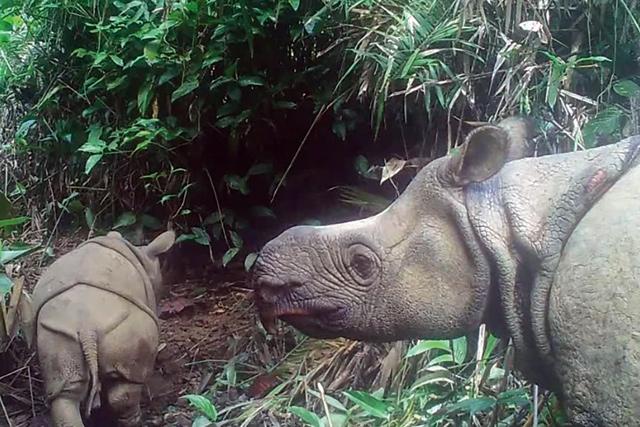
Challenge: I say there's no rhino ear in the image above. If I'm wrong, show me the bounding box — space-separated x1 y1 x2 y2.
448 125 510 186
107 231 123 239
146 230 176 257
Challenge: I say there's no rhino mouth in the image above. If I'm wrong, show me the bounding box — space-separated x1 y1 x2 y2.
254 286 347 338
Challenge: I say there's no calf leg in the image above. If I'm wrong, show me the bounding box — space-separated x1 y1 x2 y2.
50 396 84 427
106 381 144 427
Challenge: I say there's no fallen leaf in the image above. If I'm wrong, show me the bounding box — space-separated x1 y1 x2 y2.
159 297 194 319
380 158 407 184
247 373 279 398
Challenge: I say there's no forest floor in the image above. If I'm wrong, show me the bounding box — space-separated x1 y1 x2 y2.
0 230 319 427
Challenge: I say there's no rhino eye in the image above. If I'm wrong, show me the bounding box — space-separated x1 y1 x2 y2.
346 243 380 284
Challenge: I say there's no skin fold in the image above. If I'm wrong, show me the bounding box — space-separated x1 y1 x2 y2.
251 117 640 426
28 230 175 427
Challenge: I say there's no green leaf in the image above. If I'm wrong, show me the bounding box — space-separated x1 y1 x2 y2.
172 77 199 102
444 397 496 415
0 272 12 297
15 119 36 138
613 80 640 98
224 175 249 195
273 101 297 109
106 75 127 91
288 0 300 11
250 206 276 219
222 247 240 267
582 107 623 148
79 125 105 154
204 211 225 225
191 415 212 427
85 208 96 229
354 155 375 179
0 217 29 229
247 163 273 176
406 340 451 358
0 193 10 220
0 246 35 265
229 230 243 248
332 120 347 140
140 214 162 230
159 68 180 86
546 60 565 108
289 406 322 427
110 54 124 66
85 154 103 175
482 334 499 360
144 41 160 61
113 212 137 229
308 390 348 412
343 390 391 419
411 368 456 390
238 75 265 87
452 336 467 364
138 79 154 115
244 252 258 271
191 227 210 246
497 388 530 407
182 394 217 422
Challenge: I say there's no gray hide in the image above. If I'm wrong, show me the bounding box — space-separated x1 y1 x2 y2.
30 230 175 427
251 116 640 426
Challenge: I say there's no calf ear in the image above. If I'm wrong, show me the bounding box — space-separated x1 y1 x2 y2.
146 230 176 257
447 125 510 186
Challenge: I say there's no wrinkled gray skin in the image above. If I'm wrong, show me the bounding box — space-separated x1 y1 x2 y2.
29 230 176 427
252 117 640 426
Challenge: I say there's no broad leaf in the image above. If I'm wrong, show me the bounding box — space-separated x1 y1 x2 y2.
289 406 322 427
244 252 258 271
250 206 276 219
85 154 103 175
0 246 35 265
444 397 496 415
222 247 240 267
79 124 105 154
343 390 391 419
452 336 467 364
172 78 199 103
406 340 451 358
247 163 273 176
137 79 154 114
288 0 300 11
229 231 243 248
113 212 136 229
613 80 640 98
182 394 217 422
0 217 29 229
0 272 12 297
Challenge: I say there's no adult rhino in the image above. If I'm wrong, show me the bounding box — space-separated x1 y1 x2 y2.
251 116 640 426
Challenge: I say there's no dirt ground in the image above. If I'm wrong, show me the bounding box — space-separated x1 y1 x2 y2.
0 231 290 427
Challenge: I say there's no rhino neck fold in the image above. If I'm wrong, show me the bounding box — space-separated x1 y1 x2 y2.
464 135 640 392
33 237 160 332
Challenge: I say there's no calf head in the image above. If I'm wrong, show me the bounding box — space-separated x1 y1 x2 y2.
107 229 176 297
252 117 534 342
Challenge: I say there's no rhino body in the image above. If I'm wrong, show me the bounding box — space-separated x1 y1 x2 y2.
251 117 640 426
31 230 175 427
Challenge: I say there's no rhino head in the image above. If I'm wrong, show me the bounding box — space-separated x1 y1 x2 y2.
252 117 534 342
105 229 177 298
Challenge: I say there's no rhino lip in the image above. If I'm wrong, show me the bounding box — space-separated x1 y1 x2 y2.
257 300 343 335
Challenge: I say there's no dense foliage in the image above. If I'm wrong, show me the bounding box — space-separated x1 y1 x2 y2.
1 0 639 425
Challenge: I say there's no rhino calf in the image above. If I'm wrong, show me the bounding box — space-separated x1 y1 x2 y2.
31 230 175 427
251 117 640 426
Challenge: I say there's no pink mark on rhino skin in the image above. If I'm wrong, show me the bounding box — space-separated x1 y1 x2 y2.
586 169 608 194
